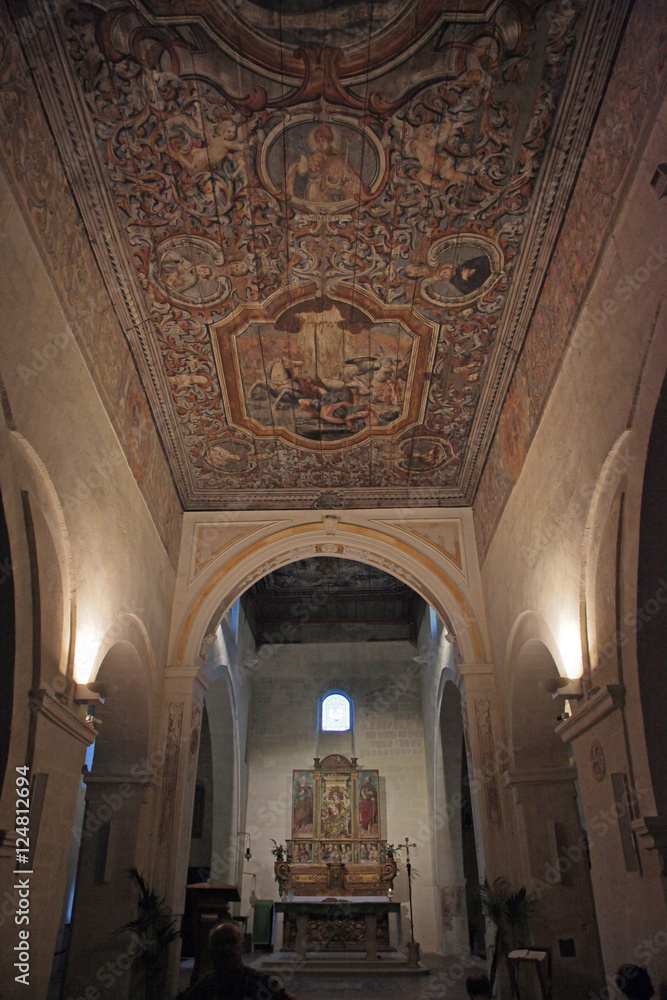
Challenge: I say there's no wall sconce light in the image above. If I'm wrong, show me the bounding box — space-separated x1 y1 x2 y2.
650 163 667 201
541 676 583 700
74 681 118 704
238 831 252 862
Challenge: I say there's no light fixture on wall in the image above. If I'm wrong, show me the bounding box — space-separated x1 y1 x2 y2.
74 680 118 703
541 676 584 700
650 163 667 201
238 831 252 862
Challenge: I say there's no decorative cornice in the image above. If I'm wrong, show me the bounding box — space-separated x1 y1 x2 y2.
556 684 625 744
165 665 211 690
459 663 495 676
83 771 159 787
503 766 577 788
29 688 96 747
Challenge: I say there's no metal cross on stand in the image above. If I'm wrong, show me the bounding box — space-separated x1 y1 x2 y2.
404 837 417 943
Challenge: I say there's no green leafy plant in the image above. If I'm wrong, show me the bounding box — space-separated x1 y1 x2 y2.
116 867 179 1000
270 839 286 860
381 842 404 860
480 876 530 988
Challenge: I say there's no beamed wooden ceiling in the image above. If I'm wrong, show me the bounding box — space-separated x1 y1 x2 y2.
13 0 624 509
243 557 425 644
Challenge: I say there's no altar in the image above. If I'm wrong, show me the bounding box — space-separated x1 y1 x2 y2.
274 896 401 960
271 755 403 960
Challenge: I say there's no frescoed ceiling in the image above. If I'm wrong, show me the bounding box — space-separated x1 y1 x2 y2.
12 0 622 509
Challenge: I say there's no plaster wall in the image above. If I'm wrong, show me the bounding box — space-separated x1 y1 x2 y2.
241 640 439 953
0 169 176 688
0 165 177 999
476 95 667 984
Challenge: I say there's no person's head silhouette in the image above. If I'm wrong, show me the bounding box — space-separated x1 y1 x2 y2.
616 965 655 999
466 973 492 998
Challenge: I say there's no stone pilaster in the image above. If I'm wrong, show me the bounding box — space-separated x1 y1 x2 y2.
459 663 506 881
153 666 210 906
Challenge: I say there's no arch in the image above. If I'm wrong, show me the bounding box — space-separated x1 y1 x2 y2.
7 430 76 682
580 430 633 674
172 521 487 668
89 614 159 749
636 370 667 821
433 678 469 953
503 612 567 769
320 690 352 732
204 634 244 890
511 638 569 771
90 640 151 770
64 638 153 1000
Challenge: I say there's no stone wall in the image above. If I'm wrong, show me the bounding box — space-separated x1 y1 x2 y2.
476 89 667 991
242 639 439 952
0 167 177 1000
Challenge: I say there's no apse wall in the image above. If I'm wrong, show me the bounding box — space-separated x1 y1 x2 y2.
242 639 438 953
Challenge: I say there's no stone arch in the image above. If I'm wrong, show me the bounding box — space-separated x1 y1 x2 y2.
0 417 77 812
635 369 667 823
6 429 76 685
432 675 469 954
503 615 603 994
89 614 159 750
203 637 244 891
510 636 569 773
64 639 154 1000
504 611 566 764
172 522 487 669
580 430 633 676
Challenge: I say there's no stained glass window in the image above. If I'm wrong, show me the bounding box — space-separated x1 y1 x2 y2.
321 692 351 731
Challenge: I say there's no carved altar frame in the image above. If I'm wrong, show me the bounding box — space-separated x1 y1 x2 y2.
276 755 396 897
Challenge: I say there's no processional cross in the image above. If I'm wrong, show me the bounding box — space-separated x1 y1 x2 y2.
404 837 417 943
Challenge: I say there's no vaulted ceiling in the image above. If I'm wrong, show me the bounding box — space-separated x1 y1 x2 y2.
15 0 619 510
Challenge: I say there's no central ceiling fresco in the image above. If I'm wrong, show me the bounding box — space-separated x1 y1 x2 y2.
18 0 614 508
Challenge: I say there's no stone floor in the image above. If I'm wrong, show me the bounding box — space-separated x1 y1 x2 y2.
178 952 485 999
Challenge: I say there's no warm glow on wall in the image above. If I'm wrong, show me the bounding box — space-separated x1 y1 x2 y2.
73 629 100 684
558 624 583 679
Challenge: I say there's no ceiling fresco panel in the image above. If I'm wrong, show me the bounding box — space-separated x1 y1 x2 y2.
11 0 629 509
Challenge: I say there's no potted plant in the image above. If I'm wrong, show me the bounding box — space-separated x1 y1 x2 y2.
480 876 531 989
116 867 179 1000
270 839 286 861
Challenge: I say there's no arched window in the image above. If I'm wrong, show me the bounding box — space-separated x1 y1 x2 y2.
321 692 352 732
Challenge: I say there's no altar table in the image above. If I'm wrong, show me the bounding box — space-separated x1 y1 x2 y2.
274 896 401 960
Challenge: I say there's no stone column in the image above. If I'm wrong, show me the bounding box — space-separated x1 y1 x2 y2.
0 690 94 1000
502 766 604 996
64 771 158 1000
459 663 507 881
557 684 667 982
152 666 210 994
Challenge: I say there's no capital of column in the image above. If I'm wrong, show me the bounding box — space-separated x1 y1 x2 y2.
458 662 497 700
163 665 211 699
